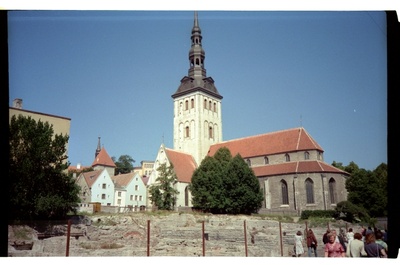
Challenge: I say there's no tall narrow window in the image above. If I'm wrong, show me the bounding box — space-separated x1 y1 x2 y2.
209 101 212 110
185 186 189 206
304 151 310 160
185 126 190 138
264 156 269 165
329 178 337 204
285 154 290 162
305 178 315 204
185 100 188 110
246 159 251 167
191 98 194 108
281 180 289 205
209 126 213 139
213 102 216 112
204 99 207 109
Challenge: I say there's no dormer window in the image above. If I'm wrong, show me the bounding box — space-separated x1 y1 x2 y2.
264 156 269 164
304 151 310 160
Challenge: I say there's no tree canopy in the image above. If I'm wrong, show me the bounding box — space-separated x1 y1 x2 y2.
148 163 179 210
190 147 263 214
112 154 135 175
9 115 80 221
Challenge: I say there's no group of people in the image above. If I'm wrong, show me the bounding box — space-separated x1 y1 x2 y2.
293 226 388 258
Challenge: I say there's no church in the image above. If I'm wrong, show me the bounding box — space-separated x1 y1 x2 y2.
147 12 349 215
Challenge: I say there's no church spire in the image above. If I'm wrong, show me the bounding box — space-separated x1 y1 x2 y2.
189 11 206 78
95 136 101 158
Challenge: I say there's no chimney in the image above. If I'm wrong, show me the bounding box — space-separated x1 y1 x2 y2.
13 98 23 109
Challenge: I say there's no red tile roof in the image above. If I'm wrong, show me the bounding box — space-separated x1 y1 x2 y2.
165 148 197 183
81 170 103 188
111 172 135 188
91 147 116 168
207 127 323 158
252 160 349 177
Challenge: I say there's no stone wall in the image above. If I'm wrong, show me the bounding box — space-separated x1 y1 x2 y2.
8 212 359 257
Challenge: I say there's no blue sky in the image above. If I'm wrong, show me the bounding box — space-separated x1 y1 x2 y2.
8 10 387 171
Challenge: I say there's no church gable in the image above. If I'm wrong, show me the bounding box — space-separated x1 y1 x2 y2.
165 148 197 183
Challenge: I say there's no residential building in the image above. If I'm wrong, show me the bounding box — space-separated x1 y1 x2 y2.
112 172 147 211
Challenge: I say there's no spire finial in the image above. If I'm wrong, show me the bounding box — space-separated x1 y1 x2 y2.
95 136 101 158
194 11 198 27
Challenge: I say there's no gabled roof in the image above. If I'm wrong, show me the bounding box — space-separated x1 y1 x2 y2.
80 170 103 188
91 147 116 168
165 148 197 183
252 160 349 177
111 172 140 189
207 127 323 158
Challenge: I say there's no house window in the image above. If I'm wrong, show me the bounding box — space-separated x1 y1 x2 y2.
117 199 121 205
285 154 290 162
185 126 190 138
264 156 269 165
304 151 310 160
101 194 106 200
102 183 106 189
139 196 142 201
281 180 289 205
329 178 337 204
130 195 133 200
135 195 138 201
209 126 213 139
305 178 315 204
118 192 121 197
135 185 139 191
185 186 189 206
246 159 251 167
191 98 194 108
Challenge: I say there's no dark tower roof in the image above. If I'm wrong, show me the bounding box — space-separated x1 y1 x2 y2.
172 11 222 100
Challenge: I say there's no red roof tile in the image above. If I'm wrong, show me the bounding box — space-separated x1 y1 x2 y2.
208 127 323 158
165 148 197 183
81 170 103 188
252 161 349 177
111 172 135 188
91 147 116 168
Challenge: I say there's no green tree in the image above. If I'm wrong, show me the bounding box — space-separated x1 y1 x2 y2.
112 154 135 175
190 147 263 214
148 163 179 210
343 162 387 217
9 115 80 221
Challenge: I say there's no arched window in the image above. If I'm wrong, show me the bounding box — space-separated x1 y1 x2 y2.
185 100 188 110
304 151 310 160
204 99 207 109
209 126 213 139
209 100 212 110
285 153 290 162
281 180 289 205
264 156 269 165
305 178 315 204
246 159 251 167
329 178 337 204
195 58 200 66
213 102 217 112
191 98 194 108
185 186 189 206
185 126 190 138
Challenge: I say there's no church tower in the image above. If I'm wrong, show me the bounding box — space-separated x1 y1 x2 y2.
172 12 223 166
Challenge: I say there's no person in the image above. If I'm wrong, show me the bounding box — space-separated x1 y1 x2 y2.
331 229 346 252
364 233 387 258
346 232 367 257
346 228 354 244
294 230 305 257
324 232 345 257
375 231 388 255
322 229 330 245
306 228 318 257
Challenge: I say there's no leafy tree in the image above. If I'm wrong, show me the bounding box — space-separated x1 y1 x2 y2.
9 115 80 221
341 162 387 217
148 163 179 210
190 147 263 214
112 154 135 175
334 200 370 223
